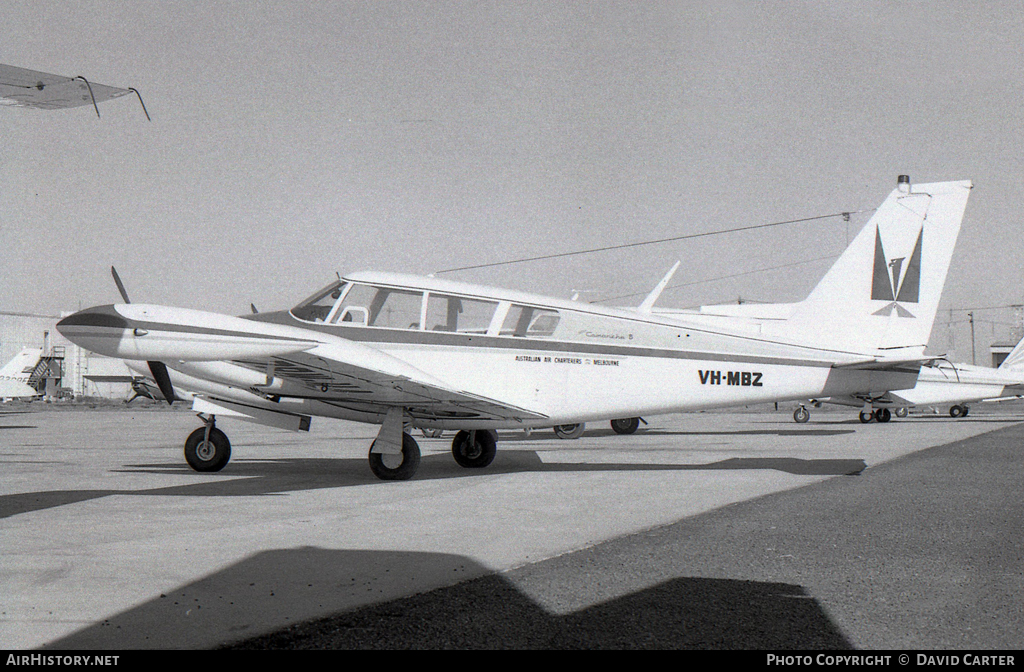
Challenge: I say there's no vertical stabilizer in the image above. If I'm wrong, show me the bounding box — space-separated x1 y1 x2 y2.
998 335 1024 371
780 177 972 356
0 347 42 398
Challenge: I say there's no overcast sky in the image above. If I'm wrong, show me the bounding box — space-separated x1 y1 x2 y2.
3 1 1023 359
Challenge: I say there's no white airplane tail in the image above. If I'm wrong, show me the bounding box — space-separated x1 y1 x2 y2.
780 176 972 357
997 335 1024 371
0 347 42 398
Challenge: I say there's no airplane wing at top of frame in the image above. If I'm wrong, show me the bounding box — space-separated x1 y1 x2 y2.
0 63 148 118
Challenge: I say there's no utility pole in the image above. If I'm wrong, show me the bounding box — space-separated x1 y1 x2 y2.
968 311 976 365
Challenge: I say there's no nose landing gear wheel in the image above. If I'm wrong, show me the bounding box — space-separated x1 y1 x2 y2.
793 407 810 423
368 432 421 481
184 426 231 472
451 430 497 468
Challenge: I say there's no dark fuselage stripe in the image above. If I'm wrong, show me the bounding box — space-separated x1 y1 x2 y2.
247 311 837 368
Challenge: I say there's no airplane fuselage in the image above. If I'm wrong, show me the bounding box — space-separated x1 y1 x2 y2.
58 273 921 430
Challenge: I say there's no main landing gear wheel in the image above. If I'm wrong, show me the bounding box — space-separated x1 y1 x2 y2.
451 430 497 468
553 423 585 439
873 408 892 423
859 410 874 423
793 407 810 424
895 407 909 418
610 417 641 434
368 432 421 481
184 426 231 472
949 404 969 418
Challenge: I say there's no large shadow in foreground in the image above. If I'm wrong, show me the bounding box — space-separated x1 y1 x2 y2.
42 546 850 650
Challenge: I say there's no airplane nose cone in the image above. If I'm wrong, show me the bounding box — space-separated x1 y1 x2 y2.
56 305 130 356
56 305 129 333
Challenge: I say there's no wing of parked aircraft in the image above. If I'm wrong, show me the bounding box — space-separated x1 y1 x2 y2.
57 175 973 480
0 63 148 118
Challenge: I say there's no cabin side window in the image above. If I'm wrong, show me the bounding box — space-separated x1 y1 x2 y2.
329 285 424 329
424 294 498 333
500 305 561 337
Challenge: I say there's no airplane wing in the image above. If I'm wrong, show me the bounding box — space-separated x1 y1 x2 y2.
0 63 131 109
228 342 548 424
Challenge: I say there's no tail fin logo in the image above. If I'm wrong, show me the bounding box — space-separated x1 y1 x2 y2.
871 226 922 318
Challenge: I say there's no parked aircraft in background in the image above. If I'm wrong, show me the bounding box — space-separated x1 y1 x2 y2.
793 335 1024 423
83 373 191 405
57 176 972 480
0 348 42 400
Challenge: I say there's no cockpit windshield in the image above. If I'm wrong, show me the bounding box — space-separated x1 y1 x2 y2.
291 281 346 322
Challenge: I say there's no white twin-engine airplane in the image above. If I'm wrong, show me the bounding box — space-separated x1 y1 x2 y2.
57 176 973 481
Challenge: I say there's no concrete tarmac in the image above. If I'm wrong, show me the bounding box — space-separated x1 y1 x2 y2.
1 403 1021 649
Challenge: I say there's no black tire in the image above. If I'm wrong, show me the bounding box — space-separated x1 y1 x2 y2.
610 417 641 434
184 426 231 472
962 405 970 417
368 432 421 481
874 408 891 423
895 407 909 418
792 407 810 424
553 423 585 439
949 405 964 418
451 429 497 468
859 411 874 423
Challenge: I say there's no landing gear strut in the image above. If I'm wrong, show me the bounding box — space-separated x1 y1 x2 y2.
184 415 231 472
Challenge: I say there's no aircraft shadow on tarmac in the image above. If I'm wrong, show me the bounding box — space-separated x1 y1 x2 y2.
0 452 867 519
41 546 852 650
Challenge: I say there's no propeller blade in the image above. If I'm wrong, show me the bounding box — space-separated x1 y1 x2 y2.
111 266 131 304
147 361 177 404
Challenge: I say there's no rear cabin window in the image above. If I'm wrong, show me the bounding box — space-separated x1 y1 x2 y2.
500 305 561 337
